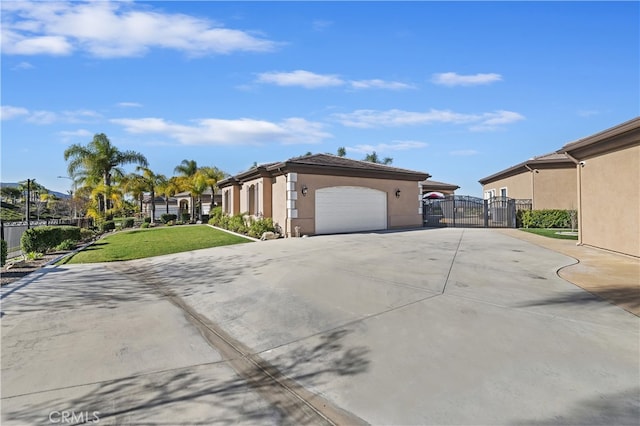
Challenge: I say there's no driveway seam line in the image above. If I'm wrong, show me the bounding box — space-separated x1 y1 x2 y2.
442 228 465 294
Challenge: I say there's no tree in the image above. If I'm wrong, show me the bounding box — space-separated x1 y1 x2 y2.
64 133 148 216
198 166 227 212
174 159 198 221
337 147 347 157
363 151 393 165
136 166 166 223
157 176 180 215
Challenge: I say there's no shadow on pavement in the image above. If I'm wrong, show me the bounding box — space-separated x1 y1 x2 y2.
3 328 369 425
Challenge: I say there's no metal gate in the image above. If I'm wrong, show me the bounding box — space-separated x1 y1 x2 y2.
423 195 531 228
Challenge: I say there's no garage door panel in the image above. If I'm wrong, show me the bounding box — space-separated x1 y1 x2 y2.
315 186 387 234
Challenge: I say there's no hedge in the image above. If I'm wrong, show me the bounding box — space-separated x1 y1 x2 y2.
20 226 81 254
208 209 276 239
1 240 7 266
160 213 177 224
517 209 577 229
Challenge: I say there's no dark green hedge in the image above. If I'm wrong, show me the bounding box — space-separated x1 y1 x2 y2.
20 226 81 254
160 213 177 224
1 240 7 266
517 209 577 229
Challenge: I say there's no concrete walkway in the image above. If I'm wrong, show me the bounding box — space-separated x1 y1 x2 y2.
2 228 638 425
500 229 640 316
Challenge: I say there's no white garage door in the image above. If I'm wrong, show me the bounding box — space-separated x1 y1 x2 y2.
315 186 387 234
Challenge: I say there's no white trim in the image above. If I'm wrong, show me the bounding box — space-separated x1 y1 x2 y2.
287 181 296 191
288 208 298 219
287 190 298 201
286 172 297 182
499 187 508 197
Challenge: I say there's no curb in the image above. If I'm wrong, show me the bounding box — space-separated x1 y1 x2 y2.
206 225 261 242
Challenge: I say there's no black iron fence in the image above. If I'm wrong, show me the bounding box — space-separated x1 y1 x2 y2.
423 196 532 228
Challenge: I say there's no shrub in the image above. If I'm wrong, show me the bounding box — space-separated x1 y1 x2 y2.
56 239 77 251
248 217 275 238
143 216 152 224
1 239 7 267
20 226 81 254
80 228 95 242
160 213 177 224
181 212 191 223
518 209 577 229
140 222 150 229
123 217 135 228
227 214 248 234
208 207 224 226
101 220 116 233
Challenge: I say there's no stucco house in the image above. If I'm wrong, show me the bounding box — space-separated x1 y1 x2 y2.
561 117 639 257
478 152 577 209
421 179 459 196
218 153 430 237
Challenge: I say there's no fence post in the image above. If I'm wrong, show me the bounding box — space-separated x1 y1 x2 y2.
483 199 489 227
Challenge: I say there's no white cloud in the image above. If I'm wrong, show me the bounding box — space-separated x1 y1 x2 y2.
1 105 101 124
112 116 332 145
0 105 29 120
449 149 479 156
333 108 524 131
59 129 92 138
13 61 35 70
312 20 333 31
349 79 415 90
1 1 279 58
117 102 143 108
256 70 414 91
431 72 502 87
256 70 344 89
348 140 428 153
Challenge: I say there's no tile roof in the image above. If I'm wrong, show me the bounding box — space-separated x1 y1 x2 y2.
478 151 574 184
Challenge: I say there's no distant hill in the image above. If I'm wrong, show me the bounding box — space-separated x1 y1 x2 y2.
1 182 70 199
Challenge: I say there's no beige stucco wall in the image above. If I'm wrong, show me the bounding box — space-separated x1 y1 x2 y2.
288 174 423 236
482 166 576 210
271 174 287 235
238 177 272 217
482 172 531 200
579 144 639 257
533 166 577 210
221 186 240 215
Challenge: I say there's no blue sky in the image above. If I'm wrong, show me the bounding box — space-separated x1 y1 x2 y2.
2 1 638 196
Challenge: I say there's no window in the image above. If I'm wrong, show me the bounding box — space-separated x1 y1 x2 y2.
484 189 496 199
500 187 507 198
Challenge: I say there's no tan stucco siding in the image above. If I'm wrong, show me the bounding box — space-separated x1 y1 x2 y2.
482 172 531 200
289 174 423 235
238 177 272 216
579 145 639 257
532 167 577 210
271 175 287 235
221 186 240 215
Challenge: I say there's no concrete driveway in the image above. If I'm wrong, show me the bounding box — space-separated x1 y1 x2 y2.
2 228 638 425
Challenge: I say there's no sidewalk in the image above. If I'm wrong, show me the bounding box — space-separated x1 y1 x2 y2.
500 229 640 316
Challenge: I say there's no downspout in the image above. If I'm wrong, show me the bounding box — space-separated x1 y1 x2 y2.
564 152 583 246
524 164 535 209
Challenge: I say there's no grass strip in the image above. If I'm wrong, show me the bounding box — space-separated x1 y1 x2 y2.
60 225 251 264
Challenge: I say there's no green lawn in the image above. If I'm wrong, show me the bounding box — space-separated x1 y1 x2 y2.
60 225 251 264
519 228 578 240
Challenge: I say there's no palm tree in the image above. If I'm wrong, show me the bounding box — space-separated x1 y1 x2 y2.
136 166 166 223
174 159 198 221
198 166 227 212
157 176 180 215
121 173 148 217
64 133 148 216
337 147 347 157
363 151 393 165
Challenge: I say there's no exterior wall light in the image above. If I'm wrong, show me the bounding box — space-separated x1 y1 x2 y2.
301 184 308 196
395 188 401 198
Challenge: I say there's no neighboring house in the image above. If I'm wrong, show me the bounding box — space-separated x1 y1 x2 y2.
174 189 222 219
561 117 640 257
218 153 430 236
142 195 179 219
421 179 459 196
478 152 577 209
